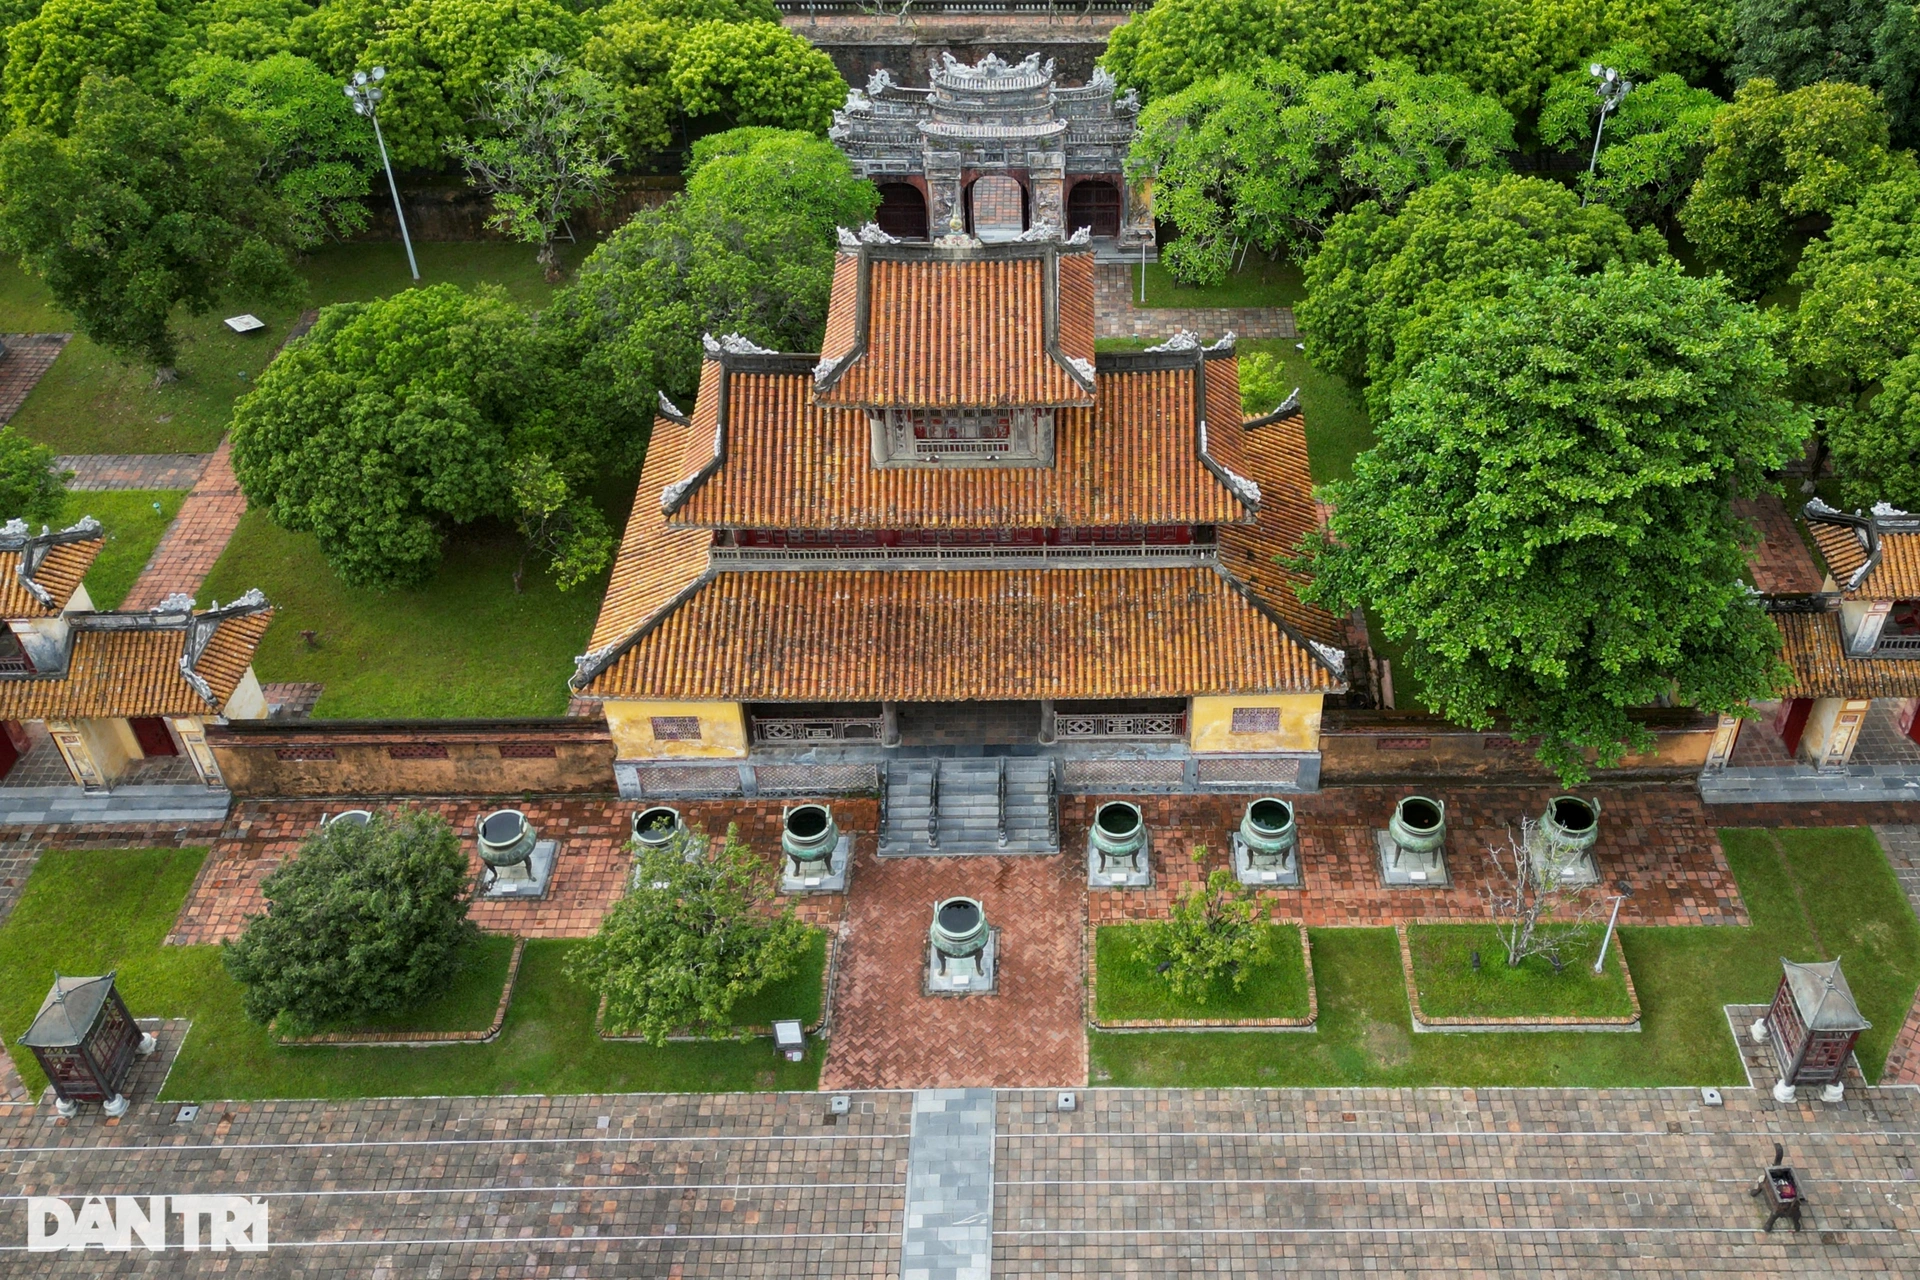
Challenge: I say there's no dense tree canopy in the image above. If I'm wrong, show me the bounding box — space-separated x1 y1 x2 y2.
1298 174 1667 414
222 809 477 1030
1731 0 1920 146
1131 59 1514 283
1536 44 1726 226
1679 77 1911 294
4 0 181 130
0 426 66 525
543 127 876 438
231 283 612 589
1300 264 1806 783
0 74 298 371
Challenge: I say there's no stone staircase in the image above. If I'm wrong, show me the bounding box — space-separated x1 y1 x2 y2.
879 758 1059 855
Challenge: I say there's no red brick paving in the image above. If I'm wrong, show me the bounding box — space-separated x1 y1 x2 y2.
1084 784 1748 928
820 847 1087 1091
122 435 247 609
167 796 855 945
1735 494 1825 593
0 332 69 422
55 453 208 491
1094 262 1297 341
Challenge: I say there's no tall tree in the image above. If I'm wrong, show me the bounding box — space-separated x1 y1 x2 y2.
0 75 298 375
1101 0 1297 103
543 127 877 440
4 0 181 131
1298 173 1666 415
0 427 67 525
1731 0 1920 146
448 49 622 280
1299 263 1806 783
1131 59 1515 284
1679 77 1909 295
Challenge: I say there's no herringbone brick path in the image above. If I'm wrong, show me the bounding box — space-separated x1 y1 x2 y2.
168 796 859 944
0 333 68 422
1736 493 1824 593
121 435 246 609
1094 262 1297 341
54 452 208 491
821 848 1086 1091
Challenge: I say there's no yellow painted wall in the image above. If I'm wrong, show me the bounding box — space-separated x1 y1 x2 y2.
76 717 140 784
222 667 269 721
1189 694 1323 754
1802 696 1871 768
604 699 747 759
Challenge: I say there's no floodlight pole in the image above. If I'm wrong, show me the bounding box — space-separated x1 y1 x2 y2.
347 69 420 282
1594 881 1632 974
1583 63 1632 206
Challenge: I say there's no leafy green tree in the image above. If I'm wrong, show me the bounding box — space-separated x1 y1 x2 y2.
566 823 810 1046
353 0 588 169
1101 0 1297 102
1831 354 1920 507
508 451 612 592
171 52 377 247
231 283 611 588
448 49 622 279
1300 263 1806 783
177 0 311 62
4 0 182 131
1731 0 1920 146
1299 174 1667 414
0 427 67 525
1679 77 1911 295
1132 59 1514 284
0 75 298 374
1537 44 1726 226
222 809 477 1031
544 127 877 435
1144 854 1272 1004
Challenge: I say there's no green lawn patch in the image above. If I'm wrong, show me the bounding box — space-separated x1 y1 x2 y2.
0 849 822 1100
1093 923 1311 1024
57 489 186 610
1406 923 1634 1021
1236 338 1373 488
197 508 615 718
1089 826 1920 1088
1134 254 1307 309
289 932 519 1039
1 241 595 456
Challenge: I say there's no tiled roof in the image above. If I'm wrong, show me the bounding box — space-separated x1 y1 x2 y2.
587 413 716 654
814 242 1096 408
580 564 1343 701
0 520 103 617
1218 407 1345 648
661 359 1253 530
1803 501 1920 599
0 599 272 719
1771 608 1920 699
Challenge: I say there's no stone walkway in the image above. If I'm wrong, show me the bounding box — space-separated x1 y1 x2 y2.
121 436 245 610
54 453 208 492
1094 262 1297 342
0 333 69 423
7 1084 1920 1275
901 1089 995 1280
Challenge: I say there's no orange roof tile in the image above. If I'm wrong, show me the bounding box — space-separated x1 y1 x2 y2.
662 359 1251 530
588 413 717 654
0 604 272 719
1803 503 1920 599
580 565 1342 702
0 521 102 617
1772 608 1920 699
815 243 1096 408
1218 408 1346 648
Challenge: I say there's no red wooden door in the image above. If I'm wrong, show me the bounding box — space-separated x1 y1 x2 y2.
129 717 178 757
1774 698 1813 755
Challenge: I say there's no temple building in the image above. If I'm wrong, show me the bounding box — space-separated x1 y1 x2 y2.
0 517 272 791
829 51 1153 250
574 226 1345 844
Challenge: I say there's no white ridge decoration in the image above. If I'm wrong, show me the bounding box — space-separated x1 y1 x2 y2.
702 332 776 357
812 353 849 389
1065 225 1092 246
1206 330 1238 351
857 223 900 245
1873 501 1914 517
1063 355 1095 385
1010 222 1061 243
1145 330 1202 353
1309 640 1347 676
153 593 196 614
836 226 860 249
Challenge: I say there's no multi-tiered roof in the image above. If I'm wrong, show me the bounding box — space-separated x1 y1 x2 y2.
574 230 1345 703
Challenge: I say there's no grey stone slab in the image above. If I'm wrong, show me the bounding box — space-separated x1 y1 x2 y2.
901 1088 994 1280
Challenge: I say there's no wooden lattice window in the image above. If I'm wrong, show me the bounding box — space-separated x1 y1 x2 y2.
499 743 558 758
651 717 702 742
387 743 449 760
275 746 337 761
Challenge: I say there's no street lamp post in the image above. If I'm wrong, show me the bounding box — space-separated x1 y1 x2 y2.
1583 63 1632 205
1593 879 1633 975
345 67 420 282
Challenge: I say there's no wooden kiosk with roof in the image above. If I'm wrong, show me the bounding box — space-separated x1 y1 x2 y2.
0 517 273 791
18 971 156 1117
574 225 1346 847
1753 956 1870 1103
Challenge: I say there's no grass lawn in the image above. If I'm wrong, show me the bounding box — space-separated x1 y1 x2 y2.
1407 923 1633 1020
197 509 615 718
290 932 518 1038
1089 826 1920 1088
56 489 186 610
725 929 829 1029
1094 923 1311 1022
0 849 822 1100
1134 254 1307 309
1 241 596 457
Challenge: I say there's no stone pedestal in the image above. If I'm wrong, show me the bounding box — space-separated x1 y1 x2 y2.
927 928 998 995
1232 833 1301 887
483 841 557 899
1086 831 1151 888
781 834 852 895
1528 836 1599 887
1375 830 1450 887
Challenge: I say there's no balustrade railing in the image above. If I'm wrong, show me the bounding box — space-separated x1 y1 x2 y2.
1875 634 1920 656
1054 712 1187 739
750 716 885 744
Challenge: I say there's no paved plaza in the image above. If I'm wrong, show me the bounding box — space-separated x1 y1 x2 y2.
6 1081 1920 1275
